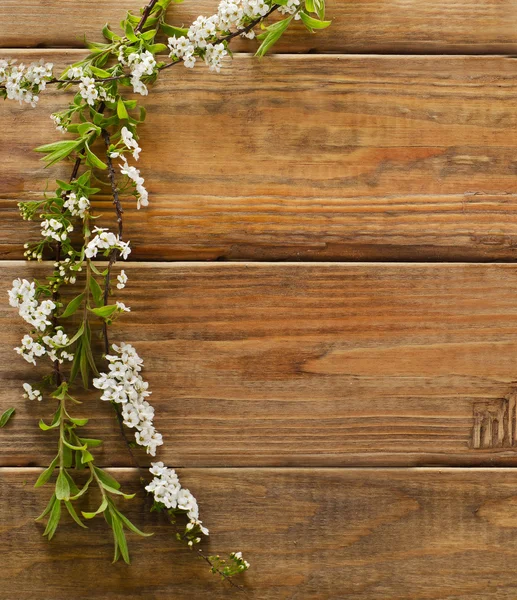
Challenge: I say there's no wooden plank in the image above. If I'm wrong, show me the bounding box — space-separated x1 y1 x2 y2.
3 52 517 262
4 0 517 54
3 261 517 467
4 467 517 599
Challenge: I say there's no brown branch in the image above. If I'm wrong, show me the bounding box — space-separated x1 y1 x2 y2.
196 550 250 595
136 0 161 32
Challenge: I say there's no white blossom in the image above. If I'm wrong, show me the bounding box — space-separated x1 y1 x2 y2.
64 192 90 219
120 127 141 161
22 383 42 401
8 278 56 333
41 217 72 242
84 227 131 260
93 343 162 456
78 76 99 106
126 50 156 96
116 269 128 290
0 59 53 107
119 157 149 209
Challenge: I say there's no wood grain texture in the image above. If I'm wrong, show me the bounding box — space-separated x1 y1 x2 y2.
3 261 517 468
4 0 517 54
5 467 517 599
3 52 517 261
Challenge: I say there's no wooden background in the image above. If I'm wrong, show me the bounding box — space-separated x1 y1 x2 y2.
3 1 517 598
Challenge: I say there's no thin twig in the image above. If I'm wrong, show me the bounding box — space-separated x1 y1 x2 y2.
136 0 161 33
197 550 250 595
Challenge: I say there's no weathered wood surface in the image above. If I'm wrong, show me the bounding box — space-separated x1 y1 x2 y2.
4 0 517 54
4 467 517 599
3 261 517 467
3 52 517 261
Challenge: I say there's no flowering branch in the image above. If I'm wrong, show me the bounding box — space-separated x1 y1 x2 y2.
4 0 331 586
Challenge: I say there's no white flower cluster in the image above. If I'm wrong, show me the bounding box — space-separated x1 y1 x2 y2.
50 113 67 133
117 270 128 290
64 192 90 219
168 0 283 72
55 257 81 285
278 0 302 17
146 462 207 528
0 59 53 107
93 343 163 456
8 279 56 332
41 218 73 242
120 127 141 161
22 383 42 401
15 334 46 365
73 68 115 106
120 157 148 209
42 329 74 363
85 227 131 259
119 50 156 96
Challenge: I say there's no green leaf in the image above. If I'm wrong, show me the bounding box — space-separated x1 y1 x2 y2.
160 22 188 38
82 495 108 519
85 142 107 171
125 21 138 42
101 483 136 500
60 292 85 319
116 509 153 537
68 416 89 426
299 11 331 30
314 0 325 19
39 418 60 431
35 493 56 521
55 470 71 501
90 65 112 78
0 407 15 428
89 277 104 308
79 437 103 448
117 97 129 120
110 509 130 564
63 439 87 452
81 449 95 464
69 472 93 500
255 17 293 58
148 43 168 54
93 466 121 490
140 29 156 41
35 140 83 167
43 498 61 540
89 305 119 319
66 322 85 348
305 0 315 11
102 23 119 42
65 500 88 528
34 455 59 488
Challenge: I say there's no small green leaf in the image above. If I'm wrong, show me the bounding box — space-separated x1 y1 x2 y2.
125 21 138 42
60 292 85 319
299 11 332 30
110 509 130 564
81 449 95 464
89 277 104 308
102 23 119 42
82 495 108 519
116 510 153 537
85 143 107 171
68 416 89 426
43 498 61 540
148 43 168 53
69 472 93 500
117 97 129 120
39 418 60 431
35 493 56 521
0 407 15 428
79 437 103 448
160 22 188 38
255 17 293 58
93 466 121 490
89 305 119 319
55 471 71 501
101 482 136 500
65 500 88 528
34 455 59 488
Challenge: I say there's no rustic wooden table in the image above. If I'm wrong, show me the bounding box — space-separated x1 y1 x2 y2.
2 1 517 598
